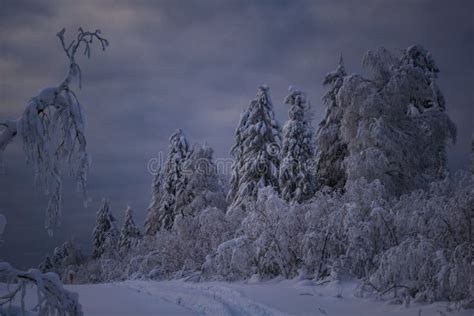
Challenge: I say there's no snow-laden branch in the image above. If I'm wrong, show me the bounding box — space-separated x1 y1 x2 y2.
0 262 82 315
0 28 108 235
0 120 17 155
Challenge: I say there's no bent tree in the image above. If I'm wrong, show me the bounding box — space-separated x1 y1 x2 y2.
0 28 108 235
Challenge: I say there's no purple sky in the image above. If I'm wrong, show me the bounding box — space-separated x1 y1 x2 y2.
1 0 473 268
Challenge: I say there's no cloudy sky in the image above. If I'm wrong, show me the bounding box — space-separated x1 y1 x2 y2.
1 0 472 268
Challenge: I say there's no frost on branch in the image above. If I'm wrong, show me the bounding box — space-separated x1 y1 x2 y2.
0 28 108 235
0 262 82 315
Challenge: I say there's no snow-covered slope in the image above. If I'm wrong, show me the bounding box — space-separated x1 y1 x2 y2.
3 279 471 316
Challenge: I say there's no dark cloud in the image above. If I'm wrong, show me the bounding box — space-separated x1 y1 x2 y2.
0 0 473 268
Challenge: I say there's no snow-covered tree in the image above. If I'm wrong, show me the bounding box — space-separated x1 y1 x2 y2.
315 56 348 190
92 199 119 259
279 88 316 203
119 206 142 253
157 129 191 230
228 85 282 212
38 240 85 282
174 144 227 217
39 255 54 273
242 187 304 278
0 28 108 235
339 45 456 195
144 167 164 237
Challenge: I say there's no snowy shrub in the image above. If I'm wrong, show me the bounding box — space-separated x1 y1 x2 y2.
120 206 231 280
301 189 345 278
369 173 473 304
0 262 82 315
241 187 303 278
206 187 305 280
202 235 254 281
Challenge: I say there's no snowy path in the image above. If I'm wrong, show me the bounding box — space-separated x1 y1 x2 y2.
2 279 472 315
114 280 283 315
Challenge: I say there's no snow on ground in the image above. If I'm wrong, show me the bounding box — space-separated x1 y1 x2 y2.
1 279 472 316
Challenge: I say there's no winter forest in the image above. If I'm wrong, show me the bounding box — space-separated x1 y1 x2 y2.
0 2 473 316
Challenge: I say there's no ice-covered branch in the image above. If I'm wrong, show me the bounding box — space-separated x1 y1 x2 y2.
0 262 83 315
0 28 108 234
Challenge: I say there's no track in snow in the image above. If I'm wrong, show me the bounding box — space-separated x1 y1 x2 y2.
116 280 285 316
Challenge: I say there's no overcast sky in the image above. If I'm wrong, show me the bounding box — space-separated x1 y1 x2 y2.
1 0 472 268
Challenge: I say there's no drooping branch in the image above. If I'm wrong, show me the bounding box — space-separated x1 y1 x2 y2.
0 28 108 235
0 262 83 315
0 120 17 152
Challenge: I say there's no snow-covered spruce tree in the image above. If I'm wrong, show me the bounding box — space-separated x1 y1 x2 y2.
119 206 142 254
92 199 119 259
279 88 316 203
0 28 108 235
38 240 85 281
157 129 191 230
227 85 281 217
135 144 230 276
39 255 54 273
144 167 164 237
174 143 227 217
315 56 348 190
339 45 456 195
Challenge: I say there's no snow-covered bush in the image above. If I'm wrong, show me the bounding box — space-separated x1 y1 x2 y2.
0 262 82 315
242 187 304 278
301 189 348 279
148 206 231 277
204 187 305 280
370 173 473 304
202 235 254 281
